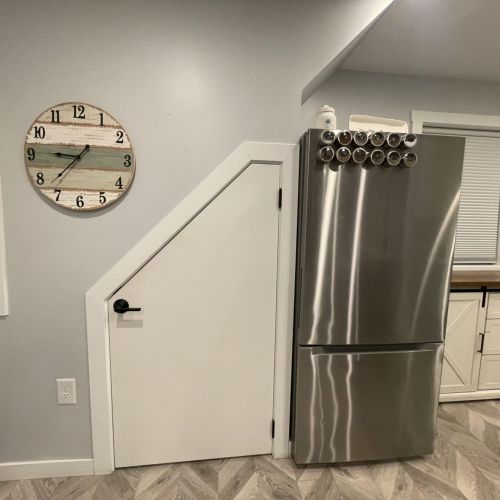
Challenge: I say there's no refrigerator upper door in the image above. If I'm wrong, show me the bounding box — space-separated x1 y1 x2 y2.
292 344 443 464
297 132 465 346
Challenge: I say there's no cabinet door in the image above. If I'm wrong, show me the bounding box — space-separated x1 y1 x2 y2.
440 292 485 394
477 294 500 390
478 355 500 390
486 293 500 319
483 319 500 354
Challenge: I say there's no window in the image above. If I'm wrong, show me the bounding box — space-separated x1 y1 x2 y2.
412 111 500 265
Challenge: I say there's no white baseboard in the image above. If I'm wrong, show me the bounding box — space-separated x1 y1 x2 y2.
440 390 500 403
0 458 94 481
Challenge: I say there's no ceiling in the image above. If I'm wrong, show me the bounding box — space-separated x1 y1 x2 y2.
341 0 500 83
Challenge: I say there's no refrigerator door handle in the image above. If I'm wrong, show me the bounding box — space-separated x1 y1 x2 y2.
310 344 441 355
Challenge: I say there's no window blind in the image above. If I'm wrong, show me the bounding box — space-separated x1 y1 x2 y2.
424 126 500 264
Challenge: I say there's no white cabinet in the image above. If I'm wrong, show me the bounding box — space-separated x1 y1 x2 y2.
483 318 500 354
478 293 500 390
486 293 500 318
478 355 500 390
441 292 484 394
441 291 500 401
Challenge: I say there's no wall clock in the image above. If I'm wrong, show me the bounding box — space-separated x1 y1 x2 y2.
24 102 135 211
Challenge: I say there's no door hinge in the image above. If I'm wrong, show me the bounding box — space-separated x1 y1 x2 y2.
271 419 275 438
478 332 485 353
278 188 282 209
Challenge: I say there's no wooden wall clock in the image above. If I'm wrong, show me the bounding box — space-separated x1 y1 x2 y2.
24 102 135 211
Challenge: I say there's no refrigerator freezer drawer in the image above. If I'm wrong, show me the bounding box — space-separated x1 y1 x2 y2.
292 344 443 464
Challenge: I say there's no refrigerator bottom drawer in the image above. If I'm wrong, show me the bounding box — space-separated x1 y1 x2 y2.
292 344 443 464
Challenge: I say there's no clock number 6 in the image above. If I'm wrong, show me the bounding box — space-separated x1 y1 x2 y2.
76 195 84 208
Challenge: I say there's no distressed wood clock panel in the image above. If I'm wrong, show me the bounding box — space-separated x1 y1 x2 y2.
25 102 135 211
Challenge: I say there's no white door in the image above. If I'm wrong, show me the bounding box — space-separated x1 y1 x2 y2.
109 164 280 468
440 292 485 394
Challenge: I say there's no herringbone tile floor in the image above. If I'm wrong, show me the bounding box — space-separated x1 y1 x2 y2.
1 401 500 499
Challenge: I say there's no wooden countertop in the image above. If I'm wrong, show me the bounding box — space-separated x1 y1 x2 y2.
451 270 500 288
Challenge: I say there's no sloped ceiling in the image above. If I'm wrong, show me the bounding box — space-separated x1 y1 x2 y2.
300 0 395 103
342 0 500 82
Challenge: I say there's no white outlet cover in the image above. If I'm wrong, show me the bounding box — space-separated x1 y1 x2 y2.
56 378 76 405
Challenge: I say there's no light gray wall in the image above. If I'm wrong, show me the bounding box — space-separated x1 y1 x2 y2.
302 69 500 129
0 0 393 462
303 70 500 266
341 0 500 83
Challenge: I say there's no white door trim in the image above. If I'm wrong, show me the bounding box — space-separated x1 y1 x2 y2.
410 110 500 134
0 175 8 316
0 459 94 481
86 142 299 474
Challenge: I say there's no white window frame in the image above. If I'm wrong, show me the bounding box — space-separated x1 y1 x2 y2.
0 174 8 316
411 110 500 271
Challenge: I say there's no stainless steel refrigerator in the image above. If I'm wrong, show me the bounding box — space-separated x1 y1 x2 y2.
291 129 465 464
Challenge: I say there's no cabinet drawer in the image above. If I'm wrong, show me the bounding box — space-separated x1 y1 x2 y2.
484 320 500 354
487 293 500 319
478 355 500 390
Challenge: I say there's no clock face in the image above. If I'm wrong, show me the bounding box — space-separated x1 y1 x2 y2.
24 102 135 211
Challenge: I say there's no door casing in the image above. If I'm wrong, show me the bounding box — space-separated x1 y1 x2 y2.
86 142 299 474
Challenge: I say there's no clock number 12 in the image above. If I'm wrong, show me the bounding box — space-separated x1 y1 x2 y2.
72 105 85 119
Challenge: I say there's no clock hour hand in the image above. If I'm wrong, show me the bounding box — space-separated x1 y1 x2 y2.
49 152 79 159
51 145 90 183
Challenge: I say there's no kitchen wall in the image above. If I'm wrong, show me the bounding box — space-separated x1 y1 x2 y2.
303 69 500 129
303 69 500 267
0 0 394 462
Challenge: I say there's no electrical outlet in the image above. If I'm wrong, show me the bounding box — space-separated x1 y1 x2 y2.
56 378 76 405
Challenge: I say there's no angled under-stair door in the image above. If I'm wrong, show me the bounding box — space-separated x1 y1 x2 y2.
109 163 281 468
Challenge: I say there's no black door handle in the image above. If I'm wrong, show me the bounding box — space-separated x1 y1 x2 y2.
113 299 142 314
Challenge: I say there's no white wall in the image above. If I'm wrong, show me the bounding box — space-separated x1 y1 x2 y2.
0 0 393 463
303 69 500 129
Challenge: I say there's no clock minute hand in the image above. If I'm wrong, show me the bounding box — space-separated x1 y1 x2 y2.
52 156 81 183
79 145 90 160
51 145 90 183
